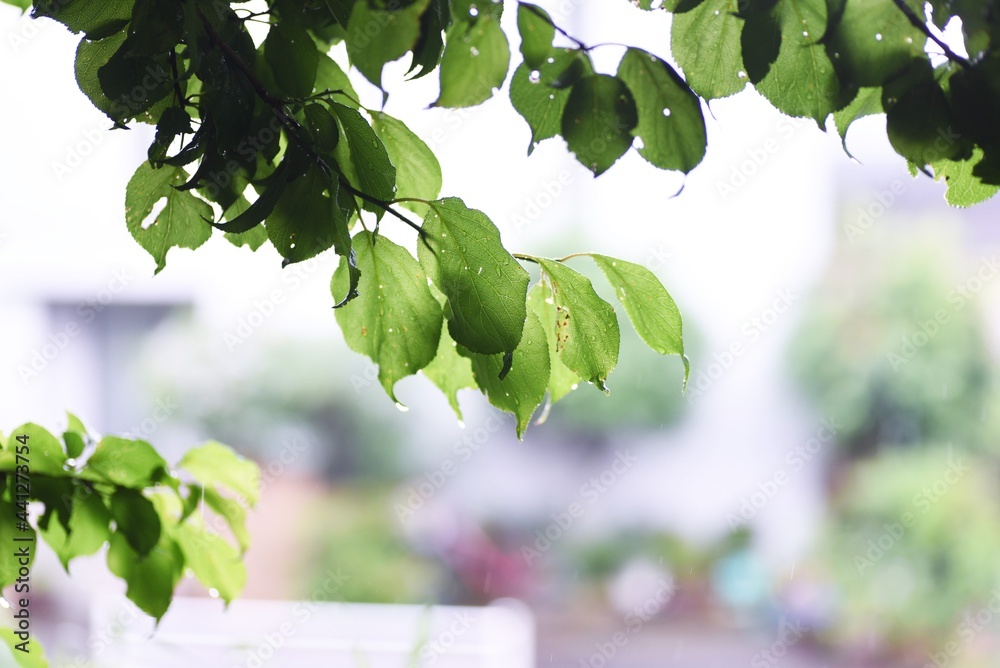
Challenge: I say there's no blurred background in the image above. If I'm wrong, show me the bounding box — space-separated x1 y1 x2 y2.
4 1 1000 667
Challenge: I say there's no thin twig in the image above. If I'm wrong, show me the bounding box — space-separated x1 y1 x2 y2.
889 0 970 68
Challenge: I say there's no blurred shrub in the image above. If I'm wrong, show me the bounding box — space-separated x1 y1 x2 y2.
299 487 443 603
815 448 1000 648
790 235 996 456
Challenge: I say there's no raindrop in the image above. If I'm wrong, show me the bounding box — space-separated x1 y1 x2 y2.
469 6 479 15
395 402 410 412
66 458 77 467
875 33 883 41
547 57 555 64
905 36 913 44
457 420 466 429
388 327 394 333
470 46 480 57
477 267 483 275
737 70 747 79
548 94 555 100
714 9 720 14
662 108 671 117
802 30 808 37
529 70 541 83
209 588 220 599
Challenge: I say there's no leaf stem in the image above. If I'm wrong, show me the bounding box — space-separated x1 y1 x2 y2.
195 8 423 234
889 0 970 68
522 3 589 51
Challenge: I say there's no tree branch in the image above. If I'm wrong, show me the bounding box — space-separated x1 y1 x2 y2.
195 7 424 234
890 0 970 68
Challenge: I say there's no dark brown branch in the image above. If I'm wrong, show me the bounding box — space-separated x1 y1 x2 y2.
890 0 970 68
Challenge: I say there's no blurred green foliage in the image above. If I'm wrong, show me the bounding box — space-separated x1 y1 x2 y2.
817 448 1000 648
298 488 443 604
790 235 996 456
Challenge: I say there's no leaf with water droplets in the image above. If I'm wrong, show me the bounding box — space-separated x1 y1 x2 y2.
536 259 620 390
465 309 550 438
422 324 477 420
561 74 638 176
333 231 443 403
823 0 924 87
590 254 689 386
528 282 581 408
418 198 530 355
616 47 706 173
671 0 747 100
435 15 510 108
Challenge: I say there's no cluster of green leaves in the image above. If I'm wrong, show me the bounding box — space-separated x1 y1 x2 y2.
662 0 1000 205
0 415 259 623
9 0 689 434
790 237 995 457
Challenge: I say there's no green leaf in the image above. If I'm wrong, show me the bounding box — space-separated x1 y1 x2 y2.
422 324 477 420
40 489 111 569
125 163 214 274
833 86 883 157
331 103 397 214
178 441 260 506
509 49 592 154
106 530 183 621
930 148 1000 207
203 487 251 554
264 22 320 98
517 2 555 69
304 103 341 153
753 0 851 125
3 424 67 477
466 310 550 438
435 15 510 107
222 197 270 250
85 436 169 488
671 0 747 100
35 0 133 37
561 74 638 176
372 112 442 217
64 411 90 459
332 231 443 403
346 0 430 89
824 0 925 87
0 627 48 668
175 518 246 603
315 54 360 106
0 496 36 589
110 488 162 557
590 254 689 385
265 165 344 265
527 283 581 406
536 259 620 390
885 71 966 165
616 48 706 173
75 32 130 124
418 198 530 355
